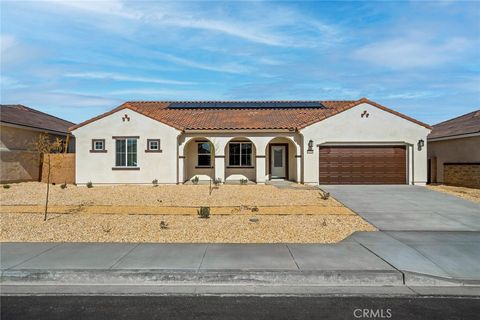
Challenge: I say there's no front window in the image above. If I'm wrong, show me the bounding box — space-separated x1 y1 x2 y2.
115 138 137 167
197 142 211 167
229 142 252 167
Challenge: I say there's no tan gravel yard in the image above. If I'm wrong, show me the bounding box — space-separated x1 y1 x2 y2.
0 182 342 207
0 213 375 243
427 185 480 204
0 182 376 243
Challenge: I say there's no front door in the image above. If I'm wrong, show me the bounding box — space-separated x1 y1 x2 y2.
270 145 287 179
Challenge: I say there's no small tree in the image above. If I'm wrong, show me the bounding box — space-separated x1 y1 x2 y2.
35 133 63 221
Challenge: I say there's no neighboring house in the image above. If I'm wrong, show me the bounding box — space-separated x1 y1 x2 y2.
0 104 75 183
427 109 480 188
70 98 431 185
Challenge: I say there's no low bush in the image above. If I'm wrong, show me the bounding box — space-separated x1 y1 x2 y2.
160 220 169 229
214 178 222 186
152 179 159 187
320 191 330 200
197 206 210 219
86 181 93 188
3 184 10 189
191 176 199 185
240 178 248 185
60 183 67 189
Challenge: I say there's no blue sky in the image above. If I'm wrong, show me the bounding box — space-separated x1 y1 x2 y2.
1 0 479 124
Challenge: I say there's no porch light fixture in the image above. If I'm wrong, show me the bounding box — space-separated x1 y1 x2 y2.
308 140 314 151
417 139 425 151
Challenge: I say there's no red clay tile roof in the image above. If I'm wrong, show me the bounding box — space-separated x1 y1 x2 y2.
428 109 480 140
69 98 431 132
1 104 75 134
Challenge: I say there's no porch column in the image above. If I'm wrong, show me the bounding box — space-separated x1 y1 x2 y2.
256 155 266 183
215 156 225 182
178 156 185 184
296 155 302 183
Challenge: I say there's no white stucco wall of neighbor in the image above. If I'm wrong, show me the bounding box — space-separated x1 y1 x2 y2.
72 109 180 184
301 103 431 185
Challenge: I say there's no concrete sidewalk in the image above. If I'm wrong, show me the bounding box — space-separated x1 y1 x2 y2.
2 231 479 288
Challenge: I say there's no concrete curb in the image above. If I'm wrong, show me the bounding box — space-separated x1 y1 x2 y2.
1 269 403 286
404 271 480 286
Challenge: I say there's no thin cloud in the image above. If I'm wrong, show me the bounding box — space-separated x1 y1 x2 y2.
353 36 469 69
153 52 254 74
43 0 340 48
64 72 196 85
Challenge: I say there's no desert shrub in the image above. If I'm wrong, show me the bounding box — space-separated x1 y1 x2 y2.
3 184 10 189
160 220 169 229
197 206 210 219
101 224 112 233
152 179 159 187
240 178 248 185
320 191 330 200
214 178 222 186
191 176 199 185
60 183 67 189
86 181 93 188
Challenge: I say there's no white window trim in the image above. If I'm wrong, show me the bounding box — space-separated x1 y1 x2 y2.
148 140 159 150
228 142 253 167
114 137 139 168
94 140 104 150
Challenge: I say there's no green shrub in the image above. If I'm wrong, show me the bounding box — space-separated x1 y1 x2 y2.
3 184 10 189
160 220 169 229
60 183 67 189
86 181 93 188
191 176 199 185
197 206 210 219
240 178 248 185
152 179 159 187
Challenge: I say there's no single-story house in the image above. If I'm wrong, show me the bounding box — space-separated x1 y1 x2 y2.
0 104 75 183
428 109 480 188
69 98 431 185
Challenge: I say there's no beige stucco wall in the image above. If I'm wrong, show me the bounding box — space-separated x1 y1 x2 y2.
427 136 480 184
0 125 71 183
300 103 431 185
71 109 180 184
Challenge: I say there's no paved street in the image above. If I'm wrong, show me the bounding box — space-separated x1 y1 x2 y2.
320 185 480 231
2 295 480 320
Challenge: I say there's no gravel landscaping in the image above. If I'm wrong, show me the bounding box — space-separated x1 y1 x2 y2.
0 182 342 207
427 185 480 204
0 182 376 243
0 213 375 243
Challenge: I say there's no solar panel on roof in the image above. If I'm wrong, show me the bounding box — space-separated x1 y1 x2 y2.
168 101 325 109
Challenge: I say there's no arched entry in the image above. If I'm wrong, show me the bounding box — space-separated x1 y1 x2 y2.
183 137 215 182
265 137 298 181
224 137 257 183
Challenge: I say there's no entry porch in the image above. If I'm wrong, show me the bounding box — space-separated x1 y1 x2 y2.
178 133 302 184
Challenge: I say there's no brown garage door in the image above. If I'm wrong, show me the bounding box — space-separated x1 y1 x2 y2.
319 146 407 184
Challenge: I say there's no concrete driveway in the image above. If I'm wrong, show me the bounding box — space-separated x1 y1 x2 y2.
320 185 480 231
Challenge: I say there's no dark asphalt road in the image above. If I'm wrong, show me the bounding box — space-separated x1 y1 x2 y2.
2 295 480 320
